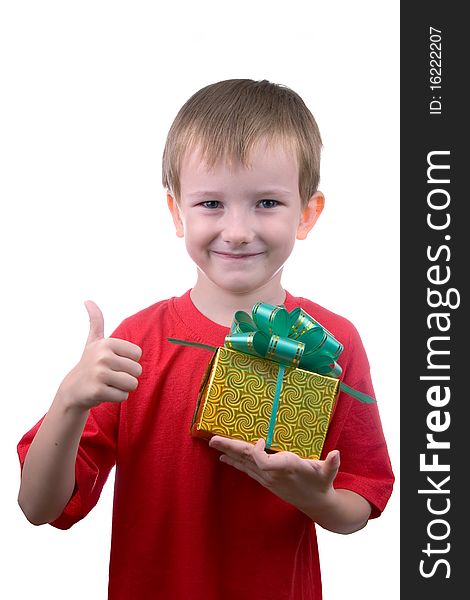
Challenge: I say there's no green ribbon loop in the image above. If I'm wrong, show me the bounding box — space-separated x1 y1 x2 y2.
225 302 343 378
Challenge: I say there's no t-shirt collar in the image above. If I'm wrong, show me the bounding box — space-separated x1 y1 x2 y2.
171 288 297 347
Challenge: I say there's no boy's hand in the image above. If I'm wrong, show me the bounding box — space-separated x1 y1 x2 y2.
209 436 371 533
209 436 339 511
58 301 143 411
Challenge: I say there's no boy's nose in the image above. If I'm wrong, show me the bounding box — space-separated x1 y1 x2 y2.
220 212 255 245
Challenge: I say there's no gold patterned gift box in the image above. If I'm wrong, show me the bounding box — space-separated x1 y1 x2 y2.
169 301 374 461
191 347 340 460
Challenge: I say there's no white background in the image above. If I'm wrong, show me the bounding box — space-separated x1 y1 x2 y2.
0 1 399 598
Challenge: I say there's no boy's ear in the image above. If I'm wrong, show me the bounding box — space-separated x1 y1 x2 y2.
167 193 184 238
296 191 325 240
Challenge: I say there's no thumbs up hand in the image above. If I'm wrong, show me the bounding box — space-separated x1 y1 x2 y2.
58 301 143 411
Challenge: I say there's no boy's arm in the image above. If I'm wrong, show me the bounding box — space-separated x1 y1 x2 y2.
18 395 90 525
209 437 371 535
18 301 142 526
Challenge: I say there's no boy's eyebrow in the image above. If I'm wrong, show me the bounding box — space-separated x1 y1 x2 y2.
253 188 293 197
186 188 293 199
186 190 224 199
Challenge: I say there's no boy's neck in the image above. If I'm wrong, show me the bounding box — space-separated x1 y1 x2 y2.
190 273 287 327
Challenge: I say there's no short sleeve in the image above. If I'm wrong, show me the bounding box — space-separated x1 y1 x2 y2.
17 321 128 529
323 324 394 518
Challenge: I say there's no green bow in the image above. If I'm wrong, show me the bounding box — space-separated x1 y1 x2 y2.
225 302 343 378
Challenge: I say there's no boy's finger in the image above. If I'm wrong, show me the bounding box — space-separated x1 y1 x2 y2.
322 450 341 481
251 439 272 470
209 436 250 454
209 436 257 464
108 337 143 362
84 300 105 344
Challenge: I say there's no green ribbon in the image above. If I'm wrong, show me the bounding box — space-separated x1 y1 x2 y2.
225 301 343 378
168 302 375 449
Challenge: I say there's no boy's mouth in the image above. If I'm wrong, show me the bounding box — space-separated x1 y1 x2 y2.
211 251 264 260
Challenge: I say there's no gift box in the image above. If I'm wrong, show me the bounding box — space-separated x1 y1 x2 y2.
169 301 374 461
191 346 340 459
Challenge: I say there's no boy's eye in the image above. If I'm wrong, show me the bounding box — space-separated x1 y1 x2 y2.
201 200 220 209
199 199 279 209
259 199 279 209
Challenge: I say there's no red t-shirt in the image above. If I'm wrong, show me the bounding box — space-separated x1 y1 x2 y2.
17 290 394 600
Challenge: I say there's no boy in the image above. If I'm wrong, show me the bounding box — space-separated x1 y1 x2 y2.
17 79 394 599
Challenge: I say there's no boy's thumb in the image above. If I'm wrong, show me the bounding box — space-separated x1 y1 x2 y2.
84 300 105 344
324 450 341 480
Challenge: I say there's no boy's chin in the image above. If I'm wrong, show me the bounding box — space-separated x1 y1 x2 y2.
204 275 281 298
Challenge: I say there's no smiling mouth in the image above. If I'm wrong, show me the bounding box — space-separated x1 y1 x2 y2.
211 251 264 259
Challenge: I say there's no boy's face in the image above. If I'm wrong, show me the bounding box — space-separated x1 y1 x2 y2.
168 140 323 296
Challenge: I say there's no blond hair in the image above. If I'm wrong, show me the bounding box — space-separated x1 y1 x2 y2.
162 79 322 206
